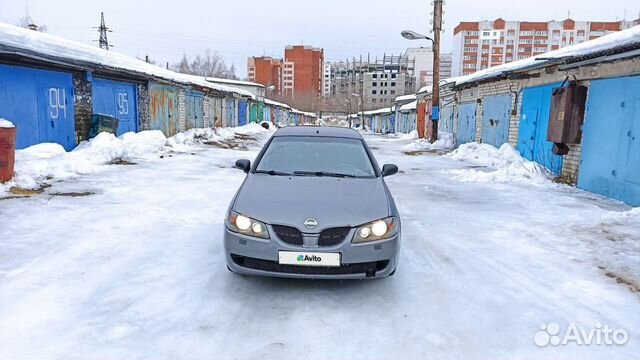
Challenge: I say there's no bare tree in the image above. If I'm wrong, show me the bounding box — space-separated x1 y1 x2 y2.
18 11 47 32
172 50 238 80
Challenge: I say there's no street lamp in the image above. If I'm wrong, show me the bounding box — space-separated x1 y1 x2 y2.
401 30 433 42
401 9 442 143
351 93 363 129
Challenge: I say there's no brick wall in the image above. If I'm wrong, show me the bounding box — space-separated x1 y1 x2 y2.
73 72 92 143
203 96 211 128
137 83 150 131
178 89 186 132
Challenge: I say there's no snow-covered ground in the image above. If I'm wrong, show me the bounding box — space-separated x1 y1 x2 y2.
0 129 638 360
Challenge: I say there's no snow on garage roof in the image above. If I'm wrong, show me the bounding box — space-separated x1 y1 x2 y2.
455 25 640 86
399 100 417 111
394 94 417 102
0 22 253 98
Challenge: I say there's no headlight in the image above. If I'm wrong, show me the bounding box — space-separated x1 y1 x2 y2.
353 217 398 243
227 211 270 239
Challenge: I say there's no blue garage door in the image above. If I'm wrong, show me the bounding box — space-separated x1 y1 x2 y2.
578 76 640 206
185 90 204 129
439 106 454 133
226 99 236 127
517 83 563 175
0 64 75 150
93 78 138 135
238 100 248 126
481 94 512 147
456 102 477 146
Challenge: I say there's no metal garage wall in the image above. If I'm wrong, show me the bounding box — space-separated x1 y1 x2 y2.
92 78 138 135
439 105 455 133
185 90 204 129
238 100 248 126
578 76 640 206
456 102 477 146
0 64 75 150
517 83 563 175
481 94 511 147
149 82 180 136
226 98 235 127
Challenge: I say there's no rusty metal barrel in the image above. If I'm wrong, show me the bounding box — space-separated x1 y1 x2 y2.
0 124 17 183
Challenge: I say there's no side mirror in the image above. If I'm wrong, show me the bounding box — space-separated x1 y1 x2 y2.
381 164 398 177
235 159 251 173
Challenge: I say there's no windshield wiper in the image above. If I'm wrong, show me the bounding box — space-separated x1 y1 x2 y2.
255 170 292 176
293 171 357 178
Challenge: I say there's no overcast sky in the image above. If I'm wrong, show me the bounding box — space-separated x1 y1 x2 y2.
1 0 638 78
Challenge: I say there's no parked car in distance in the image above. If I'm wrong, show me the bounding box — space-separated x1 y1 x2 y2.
224 126 401 279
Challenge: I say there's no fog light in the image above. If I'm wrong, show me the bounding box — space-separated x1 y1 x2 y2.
359 227 371 238
235 215 251 230
251 222 264 234
371 221 387 237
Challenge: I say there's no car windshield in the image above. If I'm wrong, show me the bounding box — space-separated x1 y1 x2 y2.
255 136 376 178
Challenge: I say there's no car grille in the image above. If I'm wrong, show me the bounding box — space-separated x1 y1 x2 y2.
272 225 303 245
231 254 389 276
318 227 351 246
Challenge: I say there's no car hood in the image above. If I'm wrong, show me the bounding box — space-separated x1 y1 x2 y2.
233 174 390 231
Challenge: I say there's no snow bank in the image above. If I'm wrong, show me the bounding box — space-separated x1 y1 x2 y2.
402 132 453 152
167 123 274 149
0 118 15 128
445 142 552 185
1 131 169 193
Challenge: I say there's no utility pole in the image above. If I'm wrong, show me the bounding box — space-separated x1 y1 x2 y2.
96 12 111 50
430 0 443 143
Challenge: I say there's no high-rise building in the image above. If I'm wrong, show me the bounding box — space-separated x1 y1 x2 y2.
284 45 324 99
326 54 416 110
452 18 638 76
247 56 283 95
404 48 453 91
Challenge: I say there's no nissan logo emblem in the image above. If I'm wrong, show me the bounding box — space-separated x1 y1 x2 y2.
304 218 318 229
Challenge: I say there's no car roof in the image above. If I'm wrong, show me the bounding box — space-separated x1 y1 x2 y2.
273 126 363 139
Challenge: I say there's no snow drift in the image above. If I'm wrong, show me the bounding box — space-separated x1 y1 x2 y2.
1 124 274 195
402 132 454 152
445 142 553 185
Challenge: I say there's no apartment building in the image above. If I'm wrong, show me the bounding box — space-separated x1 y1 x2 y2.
452 18 639 76
405 47 453 91
284 45 324 99
247 56 283 95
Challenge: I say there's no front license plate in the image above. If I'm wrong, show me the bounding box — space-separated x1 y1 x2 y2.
278 251 341 267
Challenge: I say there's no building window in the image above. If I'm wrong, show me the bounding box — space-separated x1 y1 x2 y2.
372 90 377 95
372 82 377 86
391 82 396 87
372 74 377 78
390 90 396 95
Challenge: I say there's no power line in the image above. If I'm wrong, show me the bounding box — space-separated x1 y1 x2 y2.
92 12 112 50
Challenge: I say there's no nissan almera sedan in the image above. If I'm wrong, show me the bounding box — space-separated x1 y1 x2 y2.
224 126 400 279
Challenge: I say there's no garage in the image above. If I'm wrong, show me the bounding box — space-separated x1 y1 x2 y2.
578 75 640 206
92 78 138 135
184 90 204 129
456 102 476 146
517 83 564 175
148 82 180 136
481 94 512 148
0 64 76 150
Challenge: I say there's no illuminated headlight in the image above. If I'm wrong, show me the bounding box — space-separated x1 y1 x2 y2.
353 217 398 243
227 211 270 239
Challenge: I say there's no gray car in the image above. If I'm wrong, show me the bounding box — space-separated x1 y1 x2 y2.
224 126 400 279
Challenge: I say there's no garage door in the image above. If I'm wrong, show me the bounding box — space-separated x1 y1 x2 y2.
93 78 138 135
439 106 455 133
517 83 563 175
149 82 180 136
185 90 204 129
456 102 476 146
578 76 640 206
481 94 512 148
0 64 75 150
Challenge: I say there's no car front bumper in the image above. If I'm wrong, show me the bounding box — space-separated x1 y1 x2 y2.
223 225 400 279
